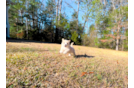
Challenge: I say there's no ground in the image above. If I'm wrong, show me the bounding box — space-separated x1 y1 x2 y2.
6 42 128 88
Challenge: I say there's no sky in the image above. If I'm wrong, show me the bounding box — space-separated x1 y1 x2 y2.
43 0 95 33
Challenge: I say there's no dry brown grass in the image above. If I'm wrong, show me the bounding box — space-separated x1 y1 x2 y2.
6 42 128 88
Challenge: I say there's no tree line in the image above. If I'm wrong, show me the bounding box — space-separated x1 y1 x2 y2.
8 0 128 51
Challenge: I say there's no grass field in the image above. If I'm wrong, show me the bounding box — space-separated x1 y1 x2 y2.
6 42 128 88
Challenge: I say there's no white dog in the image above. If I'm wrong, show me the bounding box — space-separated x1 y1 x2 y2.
59 38 75 56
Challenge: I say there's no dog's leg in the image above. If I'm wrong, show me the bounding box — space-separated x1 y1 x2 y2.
63 50 69 54
59 48 63 53
60 50 62 53
63 51 67 54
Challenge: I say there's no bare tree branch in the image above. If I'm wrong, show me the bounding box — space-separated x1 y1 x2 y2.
64 1 76 12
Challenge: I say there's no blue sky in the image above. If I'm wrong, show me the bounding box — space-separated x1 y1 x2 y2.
61 0 95 33
43 0 95 33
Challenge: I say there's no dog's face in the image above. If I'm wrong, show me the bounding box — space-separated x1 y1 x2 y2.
62 38 70 48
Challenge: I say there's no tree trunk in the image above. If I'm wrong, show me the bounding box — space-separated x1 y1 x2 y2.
116 37 119 51
55 28 58 42
77 0 80 30
82 17 88 46
121 39 124 51
82 2 90 46
112 0 119 51
33 15 34 29
112 0 116 10
26 18 28 39
116 23 120 51
58 0 62 24
20 10 23 39
83 13 89 30
55 0 59 42
16 18 18 39
6 6 10 38
26 0 29 39
56 0 59 22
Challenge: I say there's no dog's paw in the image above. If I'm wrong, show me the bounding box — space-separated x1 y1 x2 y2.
68 54 71 56
63 51 67 54
59 51 62 54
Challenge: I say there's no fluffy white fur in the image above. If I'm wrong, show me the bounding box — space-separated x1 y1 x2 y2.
59 38 75 56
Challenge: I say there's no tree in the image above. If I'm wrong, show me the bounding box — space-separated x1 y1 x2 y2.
88 24 98 47
8 0 127 51
58 0 62 24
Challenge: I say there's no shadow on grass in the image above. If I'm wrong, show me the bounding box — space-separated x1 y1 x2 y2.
75 54 95 58
6 38 59 53
6 38 53 44
6 48 59 53
6 43 58 53
6 48 49 53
